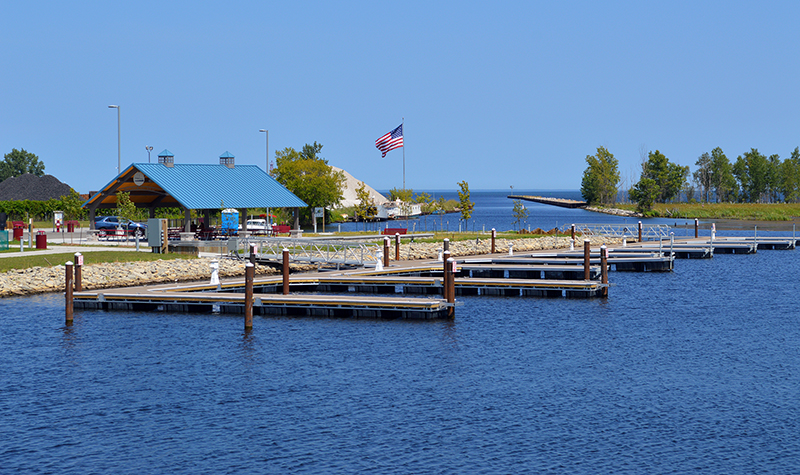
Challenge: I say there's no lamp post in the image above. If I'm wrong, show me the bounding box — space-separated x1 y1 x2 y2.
145 145 153 163
259 129 269 173
108 105 120 174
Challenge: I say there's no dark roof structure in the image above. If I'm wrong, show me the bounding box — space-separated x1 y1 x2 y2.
83 162 307 211
0 174 73 201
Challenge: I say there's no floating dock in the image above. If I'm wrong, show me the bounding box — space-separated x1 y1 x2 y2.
74 288 453 319
471 254 673 272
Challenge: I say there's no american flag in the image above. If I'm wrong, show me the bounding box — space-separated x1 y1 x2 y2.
375 124 403 158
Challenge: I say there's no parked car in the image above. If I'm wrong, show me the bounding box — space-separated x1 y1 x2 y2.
94 216 147 237
238 219 272 235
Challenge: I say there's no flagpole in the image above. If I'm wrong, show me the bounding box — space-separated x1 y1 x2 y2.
402 117 405 191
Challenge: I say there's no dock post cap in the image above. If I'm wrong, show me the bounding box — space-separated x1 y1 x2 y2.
245 262 254 267
66 261 73 266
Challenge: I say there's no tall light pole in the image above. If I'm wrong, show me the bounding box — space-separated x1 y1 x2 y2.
146 145 153 163
108 105 120 174
259 129 269 172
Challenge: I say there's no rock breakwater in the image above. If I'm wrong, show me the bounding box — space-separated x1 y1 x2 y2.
0 258 312 298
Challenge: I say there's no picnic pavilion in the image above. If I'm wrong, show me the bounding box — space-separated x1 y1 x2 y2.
82 150 307 235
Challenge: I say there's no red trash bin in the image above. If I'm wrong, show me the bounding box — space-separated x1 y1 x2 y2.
67 221 76 233
13 225 23 241
36 231 47 249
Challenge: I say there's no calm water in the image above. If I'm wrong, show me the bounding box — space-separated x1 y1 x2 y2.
2 191 799 473
334 189 712 234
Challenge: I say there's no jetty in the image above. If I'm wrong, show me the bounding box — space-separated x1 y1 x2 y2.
508 195 587 208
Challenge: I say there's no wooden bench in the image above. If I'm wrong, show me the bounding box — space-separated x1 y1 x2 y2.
382 228 408 235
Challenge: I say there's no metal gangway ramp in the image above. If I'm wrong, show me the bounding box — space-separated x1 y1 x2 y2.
560 223 672 240
235 236 382 268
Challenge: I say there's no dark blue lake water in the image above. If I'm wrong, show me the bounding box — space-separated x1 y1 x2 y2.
331 189 721 235
2 191 799 473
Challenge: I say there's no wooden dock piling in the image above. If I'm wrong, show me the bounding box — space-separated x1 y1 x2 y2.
695 218 699 238
245 263 254 329
446 257 455 318
383 237 390 267
584 239 591 280
395 233 400 261
65 261 73 323
638 221 643 242
74 252 82 292
491 228 496 254
282 248 290 295
442 250 451 303
600 245 608 297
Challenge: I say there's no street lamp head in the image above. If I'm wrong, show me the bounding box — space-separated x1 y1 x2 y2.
259 129 267 133
108 105 119 109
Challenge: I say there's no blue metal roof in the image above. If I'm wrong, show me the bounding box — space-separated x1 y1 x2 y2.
219 151 235 159
158 149 174 157
83 163 307 210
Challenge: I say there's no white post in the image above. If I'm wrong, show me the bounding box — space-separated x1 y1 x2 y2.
210 260 220 290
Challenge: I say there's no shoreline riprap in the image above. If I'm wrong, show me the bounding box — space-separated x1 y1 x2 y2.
0 236 620 298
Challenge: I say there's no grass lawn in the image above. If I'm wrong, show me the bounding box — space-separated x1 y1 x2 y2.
0 251 193 273
611 202 800 221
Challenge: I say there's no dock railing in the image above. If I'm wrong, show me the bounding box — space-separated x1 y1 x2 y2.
561 223 672 240
238 236 382 267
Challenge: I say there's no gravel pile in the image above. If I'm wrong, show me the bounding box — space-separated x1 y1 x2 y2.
0 174 73 201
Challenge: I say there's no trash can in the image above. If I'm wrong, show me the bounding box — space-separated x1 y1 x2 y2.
13 224 23 241
36 231 47 249
67 221 76 233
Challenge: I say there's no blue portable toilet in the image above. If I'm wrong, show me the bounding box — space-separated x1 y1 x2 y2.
220 208 239 236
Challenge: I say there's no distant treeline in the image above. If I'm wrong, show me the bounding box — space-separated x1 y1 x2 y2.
582 146 800 212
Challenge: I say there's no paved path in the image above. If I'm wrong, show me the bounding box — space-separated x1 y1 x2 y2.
3 228 149 259
0 244 146 259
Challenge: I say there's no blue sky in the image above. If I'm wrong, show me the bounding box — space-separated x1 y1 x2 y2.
3 1 800 194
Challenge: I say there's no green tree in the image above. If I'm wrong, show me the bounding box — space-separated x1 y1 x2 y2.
580 146 621 205
388 188 413 202
436 195 447 213
628 177 659 213
457 180 473 223
767 154 782 203
115 191 145 236
60 189 85 221
694 152 712 202
272 143 344 224
413 191 433 213
1 148 45 182
512 200 528 232
634 150 689 204
709 147 736 202
780 147 800 202
353 181 377 226
733 148 769 202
